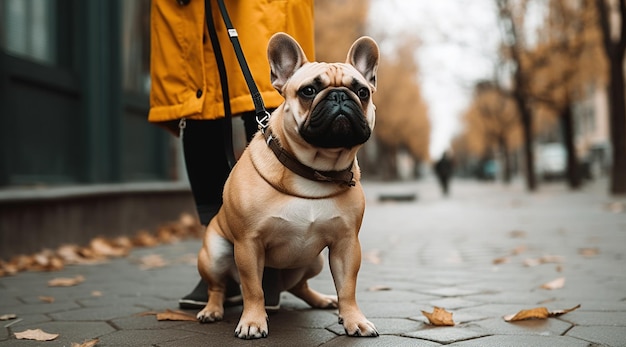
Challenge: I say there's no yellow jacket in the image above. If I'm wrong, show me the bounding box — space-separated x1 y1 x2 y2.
149 0 315 131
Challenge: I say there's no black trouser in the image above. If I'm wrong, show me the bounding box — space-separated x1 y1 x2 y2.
181 112 258 225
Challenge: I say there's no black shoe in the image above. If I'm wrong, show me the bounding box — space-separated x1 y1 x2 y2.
179 269 282 310
178 278 242 309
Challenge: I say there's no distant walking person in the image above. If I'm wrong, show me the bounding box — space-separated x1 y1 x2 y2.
434 151 453 196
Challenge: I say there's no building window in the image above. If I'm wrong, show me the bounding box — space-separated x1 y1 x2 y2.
121 0 151 95
0 0 58 65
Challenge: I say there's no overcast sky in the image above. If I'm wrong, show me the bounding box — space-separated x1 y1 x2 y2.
368 0 502 159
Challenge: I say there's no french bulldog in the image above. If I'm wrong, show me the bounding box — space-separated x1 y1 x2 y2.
197 32 379 339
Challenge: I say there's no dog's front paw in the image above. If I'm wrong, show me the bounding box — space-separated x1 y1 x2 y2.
234 312 269 339
338 312 378 337
197 306 223 323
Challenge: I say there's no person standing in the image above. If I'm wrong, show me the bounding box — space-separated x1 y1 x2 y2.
148 0 315 309
434 151 454 196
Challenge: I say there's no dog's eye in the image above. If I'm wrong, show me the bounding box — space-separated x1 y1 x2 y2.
357 87 370 100
298 86 317 99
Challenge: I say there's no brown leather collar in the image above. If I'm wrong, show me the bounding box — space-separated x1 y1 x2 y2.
263 128 356 187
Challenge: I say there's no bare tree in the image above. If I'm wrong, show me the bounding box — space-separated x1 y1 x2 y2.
595 0 626 195
496 0 540 191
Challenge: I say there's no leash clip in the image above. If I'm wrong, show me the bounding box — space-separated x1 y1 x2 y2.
256 110 271 132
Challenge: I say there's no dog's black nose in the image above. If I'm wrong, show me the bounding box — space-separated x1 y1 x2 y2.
326 90 356 118
327 90 350 103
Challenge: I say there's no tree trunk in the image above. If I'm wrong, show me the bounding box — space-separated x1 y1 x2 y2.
498 136 512 184
376 142 398 181
514 92 537 191
608 53 626 194
596 0 626 195
561 103 581 189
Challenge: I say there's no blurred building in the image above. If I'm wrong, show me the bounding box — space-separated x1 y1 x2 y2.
0 0 194 258
573 85 612 177
535 83 612 180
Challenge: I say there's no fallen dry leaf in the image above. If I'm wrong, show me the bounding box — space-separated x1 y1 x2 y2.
32 250 65 272
0 261 19 277
138 254 168 270
523 255 564 267
112 236 133 250
157 226 180 244
504 306 550 321
77 246 109 262
492 256 510 265
579 247 599 257
14 328 59 341
605 201 624 213
504 304 580 322
540 277 565 290
71 338 99 347
133 230 159 247
0 313 17 321
549 304 581 316
12 255 35 271
510 244 527 255
153 309 197 322
422 307 455 326
523 258 541 267
509 230 527 238
90 237 128 257
0 214 203 279
180 213 202 231
367 285 392 292
362 249 381 264
56 244 86 264
39 296 55 303
48 275 85 287
176 253 198 266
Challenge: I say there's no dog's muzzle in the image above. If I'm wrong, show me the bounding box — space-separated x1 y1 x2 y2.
300 90 371 149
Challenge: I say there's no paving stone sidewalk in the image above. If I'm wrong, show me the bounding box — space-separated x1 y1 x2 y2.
1 178 625 346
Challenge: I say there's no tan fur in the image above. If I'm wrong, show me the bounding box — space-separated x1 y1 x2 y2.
196 33 379 339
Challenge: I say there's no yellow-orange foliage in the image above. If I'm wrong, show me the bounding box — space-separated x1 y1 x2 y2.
460 82 521 157
314 0 371 62
374 37 431 161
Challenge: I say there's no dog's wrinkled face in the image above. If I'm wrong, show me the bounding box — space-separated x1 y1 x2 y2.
268 33 379 150
296 67 372 148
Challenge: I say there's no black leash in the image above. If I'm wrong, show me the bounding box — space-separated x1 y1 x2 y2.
204 0 237 169
215 0 271 127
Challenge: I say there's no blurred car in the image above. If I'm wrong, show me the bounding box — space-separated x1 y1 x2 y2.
537 143 566 180
475 159 499 181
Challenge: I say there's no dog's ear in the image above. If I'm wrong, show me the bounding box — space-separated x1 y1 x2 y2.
268 33 309 93
346 37 379 90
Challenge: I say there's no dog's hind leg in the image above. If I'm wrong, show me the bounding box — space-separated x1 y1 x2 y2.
286 254 338 309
